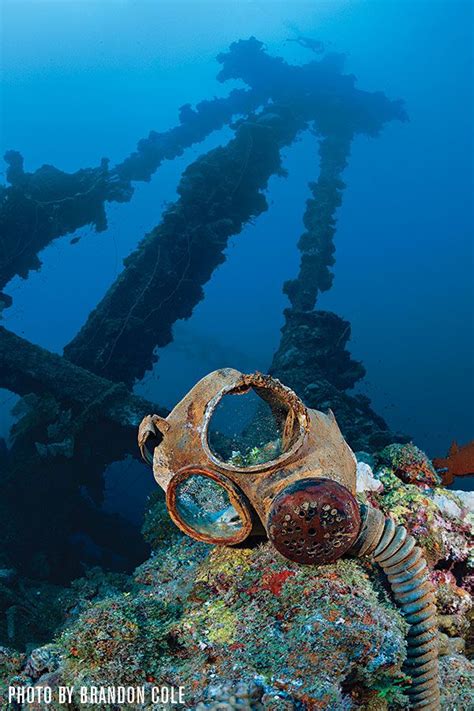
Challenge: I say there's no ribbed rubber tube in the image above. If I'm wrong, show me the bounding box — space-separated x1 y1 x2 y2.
351 506 440 710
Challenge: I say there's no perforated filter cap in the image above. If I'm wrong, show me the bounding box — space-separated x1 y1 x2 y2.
267 478 361 565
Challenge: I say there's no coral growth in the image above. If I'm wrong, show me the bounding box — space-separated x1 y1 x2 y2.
378 443 440 487
366 465 472 570
1 539 408 710
0 566 132 651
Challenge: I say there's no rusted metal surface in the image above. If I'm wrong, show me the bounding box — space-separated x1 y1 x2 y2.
267 478 360 564
138 368 358 548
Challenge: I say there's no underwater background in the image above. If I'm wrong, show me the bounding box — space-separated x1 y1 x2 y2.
0 2 472 544
1 0 472 457
0 4 473 706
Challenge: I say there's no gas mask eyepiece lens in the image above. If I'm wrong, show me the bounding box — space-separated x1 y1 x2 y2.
207 385 293 467
166 467 253 544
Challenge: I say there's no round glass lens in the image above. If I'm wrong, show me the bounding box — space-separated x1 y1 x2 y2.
207 388 285 467
174 474 243 539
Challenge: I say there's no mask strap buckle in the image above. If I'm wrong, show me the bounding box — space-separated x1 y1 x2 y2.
138 414 170 465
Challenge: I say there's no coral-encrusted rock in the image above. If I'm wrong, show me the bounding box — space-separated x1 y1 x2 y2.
367 465 472 570
439 653 474 709
433 571 473 617
3 539 408 710
24 644 60 680
2 444 472 709
438 633 465 656
378 443 440 487
195 680 264 709
0 646 25 698
170 546 407 709
356 461 383 493
438 613 470 638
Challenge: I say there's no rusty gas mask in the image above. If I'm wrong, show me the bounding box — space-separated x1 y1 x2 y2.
138 368 361 565
138 368 440 709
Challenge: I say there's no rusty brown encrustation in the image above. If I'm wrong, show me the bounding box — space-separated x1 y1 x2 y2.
138 368 359 561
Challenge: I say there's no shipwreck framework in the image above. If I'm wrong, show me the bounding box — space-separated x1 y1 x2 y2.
0 38 408 582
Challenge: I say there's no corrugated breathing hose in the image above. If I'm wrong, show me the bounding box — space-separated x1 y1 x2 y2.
351 505 440 710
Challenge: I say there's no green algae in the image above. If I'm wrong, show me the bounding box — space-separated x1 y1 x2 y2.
227 440 282 467
185 600 238 645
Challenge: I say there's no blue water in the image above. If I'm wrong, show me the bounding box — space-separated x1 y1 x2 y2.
1 0 472 479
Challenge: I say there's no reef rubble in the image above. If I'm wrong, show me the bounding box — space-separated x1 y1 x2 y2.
0 445 472 710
